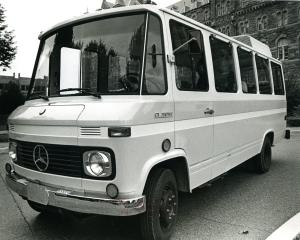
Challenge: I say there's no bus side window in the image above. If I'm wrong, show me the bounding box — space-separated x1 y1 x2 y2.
255 55 272 94
210 36 237 93
170 20 209 92
237 48 257 94
271 62 285 95
143 14 167 95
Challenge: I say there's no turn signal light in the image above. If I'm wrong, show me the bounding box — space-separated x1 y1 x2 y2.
108 127 131 138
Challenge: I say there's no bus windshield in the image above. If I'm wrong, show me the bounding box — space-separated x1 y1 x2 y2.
29 13 146 99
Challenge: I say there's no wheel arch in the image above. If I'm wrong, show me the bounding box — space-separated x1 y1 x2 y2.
262 130 275 148
140 149 191 194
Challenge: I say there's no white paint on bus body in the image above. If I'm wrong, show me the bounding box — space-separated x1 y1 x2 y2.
7 4 287 208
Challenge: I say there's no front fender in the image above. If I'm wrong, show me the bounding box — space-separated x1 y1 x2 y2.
137 148 188 195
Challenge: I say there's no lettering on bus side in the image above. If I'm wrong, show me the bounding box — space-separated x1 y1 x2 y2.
154 112 173 119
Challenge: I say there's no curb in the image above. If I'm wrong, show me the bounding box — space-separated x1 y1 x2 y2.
266 213 300 240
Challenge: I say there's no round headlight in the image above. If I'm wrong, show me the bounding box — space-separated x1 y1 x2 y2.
83 151 112 178
9 141 17 162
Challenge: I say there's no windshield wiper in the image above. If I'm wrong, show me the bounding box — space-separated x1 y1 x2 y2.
28 91 49 101
57 88 90 93
57 88 102 99
39 95 49 101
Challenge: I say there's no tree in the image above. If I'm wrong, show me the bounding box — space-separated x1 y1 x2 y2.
0 3 17 70
0 81 25 114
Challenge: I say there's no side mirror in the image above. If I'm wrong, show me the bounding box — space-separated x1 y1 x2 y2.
151 44 157 68
60 47 81 93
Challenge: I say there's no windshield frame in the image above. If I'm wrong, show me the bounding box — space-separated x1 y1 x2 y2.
27 10 159 100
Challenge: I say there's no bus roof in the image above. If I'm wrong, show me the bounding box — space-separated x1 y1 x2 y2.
39 4 280 64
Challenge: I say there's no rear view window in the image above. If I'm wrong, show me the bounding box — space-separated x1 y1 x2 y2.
271 62 285 95
237 48 257 94
256 55 272 94
210 36 237 93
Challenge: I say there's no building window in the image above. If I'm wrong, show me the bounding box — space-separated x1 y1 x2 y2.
283 10 288 25
204 9 210 21
257 16 267 30
221 1 225 15
217 3 221 16
239 20 249 34
226 0 231 13
226 26 230 36
277 10 288 27
277 12 282 27
277 38 289 60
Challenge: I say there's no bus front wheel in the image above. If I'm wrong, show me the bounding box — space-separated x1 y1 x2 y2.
140 168 178 240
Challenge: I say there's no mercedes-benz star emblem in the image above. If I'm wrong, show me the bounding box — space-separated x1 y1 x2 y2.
33 145 49 172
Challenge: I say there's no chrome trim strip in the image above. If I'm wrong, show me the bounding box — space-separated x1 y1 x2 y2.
5 172 146 216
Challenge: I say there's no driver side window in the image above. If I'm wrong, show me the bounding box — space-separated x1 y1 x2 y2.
143 14 167 95
170 20 209 92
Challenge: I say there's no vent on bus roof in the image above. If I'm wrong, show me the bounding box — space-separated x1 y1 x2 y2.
233 35 272 57
80 127 102 136
100 0 156 10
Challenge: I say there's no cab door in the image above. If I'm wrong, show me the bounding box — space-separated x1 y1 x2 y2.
166 17 214 189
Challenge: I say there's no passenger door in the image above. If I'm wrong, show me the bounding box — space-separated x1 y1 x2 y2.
167 18 214 188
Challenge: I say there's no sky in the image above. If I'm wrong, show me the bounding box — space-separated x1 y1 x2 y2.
0 0 179 78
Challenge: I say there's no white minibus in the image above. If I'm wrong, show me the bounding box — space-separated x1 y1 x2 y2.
5 2 286 240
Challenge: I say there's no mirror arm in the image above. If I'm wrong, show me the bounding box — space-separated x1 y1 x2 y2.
173 37 197 54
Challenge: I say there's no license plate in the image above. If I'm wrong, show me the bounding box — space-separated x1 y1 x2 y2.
27 183 49 205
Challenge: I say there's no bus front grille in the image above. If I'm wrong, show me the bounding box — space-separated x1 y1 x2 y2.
16 141 83 178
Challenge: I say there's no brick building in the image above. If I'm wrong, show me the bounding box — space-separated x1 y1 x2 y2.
168 0 210 14
184 0 300 88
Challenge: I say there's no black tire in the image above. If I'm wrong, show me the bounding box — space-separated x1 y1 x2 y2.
140 168 178 240
253 137 272 173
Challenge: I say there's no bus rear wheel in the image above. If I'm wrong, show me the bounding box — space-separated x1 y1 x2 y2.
140 168 178 240
254 137 272 173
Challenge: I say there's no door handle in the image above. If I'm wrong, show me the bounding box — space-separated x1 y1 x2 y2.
204 108 214 115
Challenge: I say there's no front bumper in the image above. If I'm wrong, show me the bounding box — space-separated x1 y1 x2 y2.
6 172 146 216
